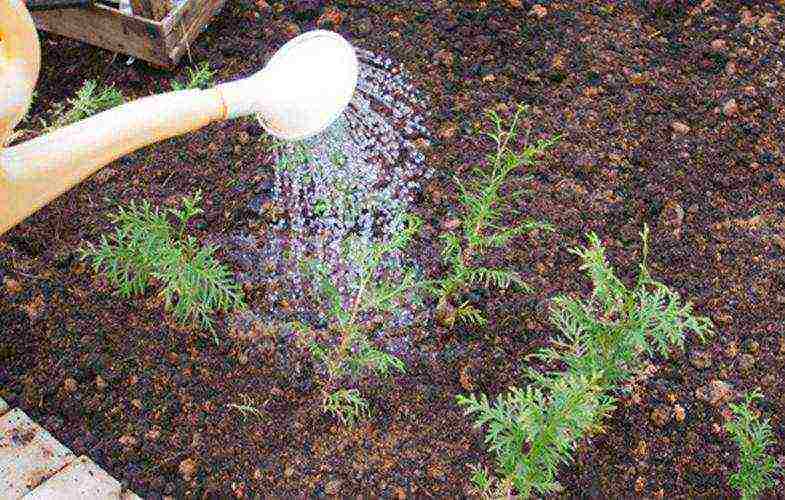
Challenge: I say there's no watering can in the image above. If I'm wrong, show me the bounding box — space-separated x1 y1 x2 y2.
0 0 359 235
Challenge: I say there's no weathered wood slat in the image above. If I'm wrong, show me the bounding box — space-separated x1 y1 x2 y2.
30 0 224 68
32 4 168 66
165 0 225 64
160 0 220 36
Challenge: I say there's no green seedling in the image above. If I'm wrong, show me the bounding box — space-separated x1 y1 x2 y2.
458 226 714 497
81 191 245 334
725 389 783 500
424 104 559 328
171 62 215 91
43 80 124 131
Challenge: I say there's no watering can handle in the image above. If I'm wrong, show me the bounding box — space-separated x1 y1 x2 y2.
0 0 231 235
0 0 41 145
0 89 229 235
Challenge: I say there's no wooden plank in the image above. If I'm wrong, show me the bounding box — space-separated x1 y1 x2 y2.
161 0 200 36
164 0 225 65
31 4 169 66
0 409 75 498
161 0 223 37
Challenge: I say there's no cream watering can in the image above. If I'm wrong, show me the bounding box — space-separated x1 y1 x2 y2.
0 0 359 235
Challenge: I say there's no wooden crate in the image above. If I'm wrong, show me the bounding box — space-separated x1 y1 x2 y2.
30 0 226 68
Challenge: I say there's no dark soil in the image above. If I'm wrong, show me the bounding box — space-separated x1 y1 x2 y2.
3 0 785 497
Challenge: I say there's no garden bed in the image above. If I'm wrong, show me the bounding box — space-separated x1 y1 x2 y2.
2 0 785 496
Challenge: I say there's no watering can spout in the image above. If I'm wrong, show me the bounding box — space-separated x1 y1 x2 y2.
217 30 359 140
0 0 359 236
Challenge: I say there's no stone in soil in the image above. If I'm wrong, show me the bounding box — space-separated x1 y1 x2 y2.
710 39 727 52
529 4 548 19
650 406 671 427
674 404 686 423
178 458 198 481
2 277 22 294
671 121 690 134
95 375 107 391
689 350 712 370
317 7 344 29
63 378 78 394
695 380 735 407
738 353 755 372
722 98 738 116
325 479 343 495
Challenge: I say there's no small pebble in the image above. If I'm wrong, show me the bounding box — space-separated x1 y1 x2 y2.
710 39 727 52
674 404 686 422
722 98 738 116
650 406 671 427
63 378 78 393
671 121 690 134
95 375 107 391
179 458 198 481
529 4 547 19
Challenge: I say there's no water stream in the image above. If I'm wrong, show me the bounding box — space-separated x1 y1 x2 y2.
222 48 433 345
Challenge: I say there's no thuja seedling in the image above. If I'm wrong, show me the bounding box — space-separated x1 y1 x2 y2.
458 225 714 498
171 62 215 91
228 393 267 422
322 388 370 426
424 103 559 328
81 191 245 334
535 225 714 388
292 212 421 424
272 139 312 174
725 389 783 500
43 80 124 131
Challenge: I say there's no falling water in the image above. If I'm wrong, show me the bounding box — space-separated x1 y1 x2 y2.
222 49 433 343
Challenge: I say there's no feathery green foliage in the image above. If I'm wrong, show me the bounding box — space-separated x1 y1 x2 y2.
535 225 714 387
45 80 124 131
725 389 782 500
323 389 370 426
426 104 559 327
171 62 215 91
228 393 266 422
293 212 421 424
81 192 245 332
457 226 714 497
458 370 615 497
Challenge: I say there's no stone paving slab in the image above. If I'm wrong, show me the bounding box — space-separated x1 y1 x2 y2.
24 455 121 499
0 397 8 416
0 408 75 498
